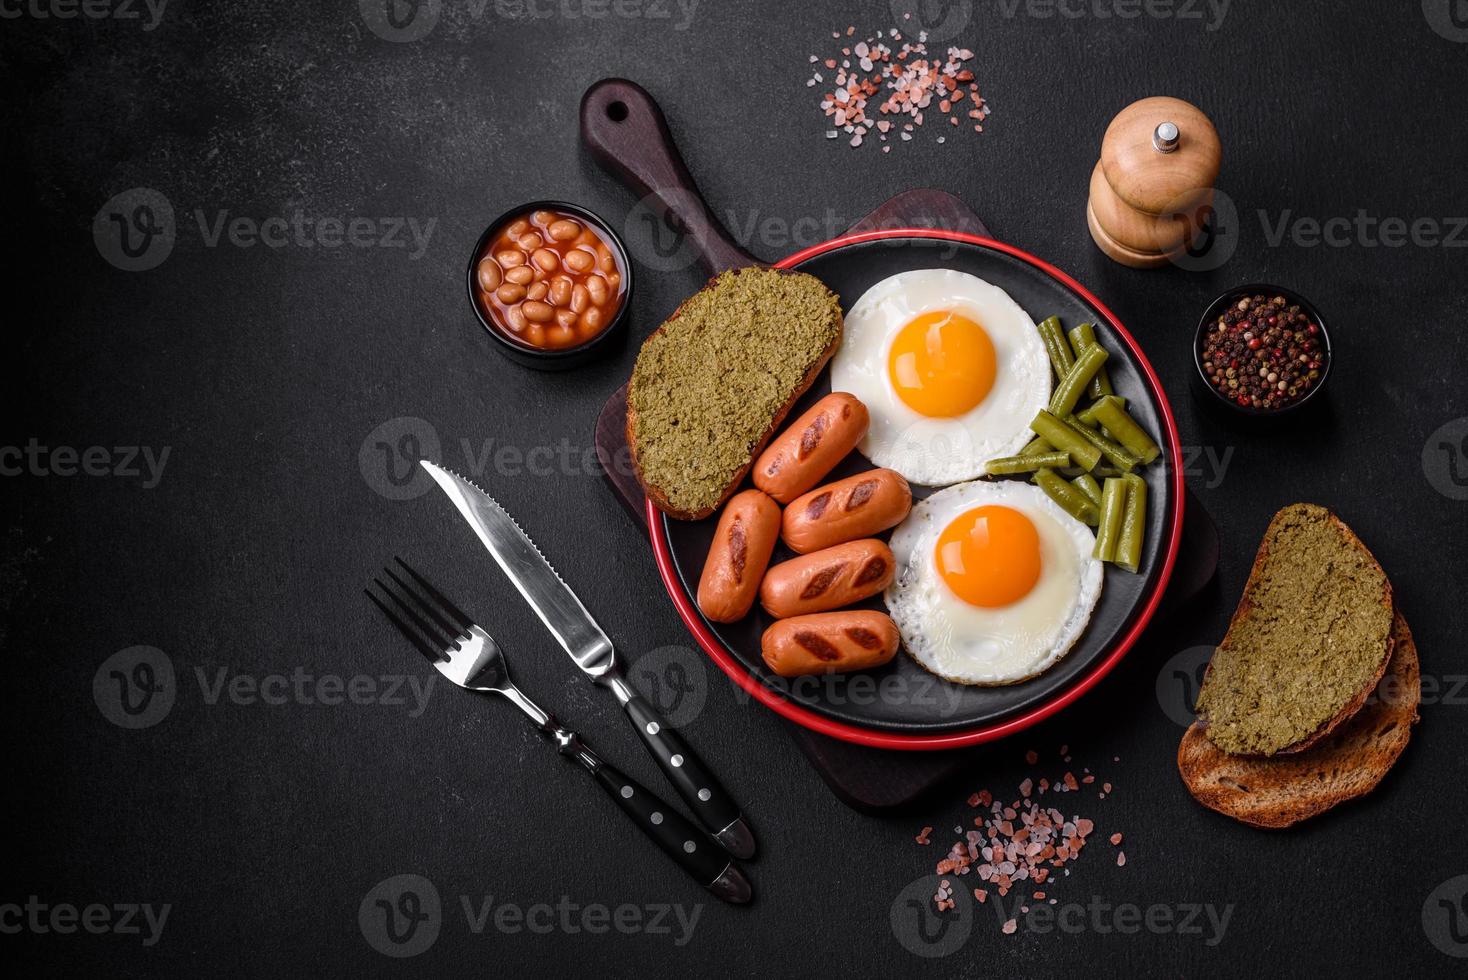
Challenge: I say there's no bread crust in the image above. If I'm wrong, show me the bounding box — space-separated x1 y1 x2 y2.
1179 609 1419 829
626 267 842 521
1196 503 1394 756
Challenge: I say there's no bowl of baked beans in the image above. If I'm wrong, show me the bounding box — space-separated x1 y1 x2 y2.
468 201 632 369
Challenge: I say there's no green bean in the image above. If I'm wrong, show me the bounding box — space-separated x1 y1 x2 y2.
1049 344 1110 417
1071 473 1102 505
1089 398 1161 465
1033 469 1099 526
1067 322 1114 399
1029 410 1102 472
1117 473 1148 573
1065 416 1139 473
1021 436 1053 456
1037 316 1075 382
985 452 1070 476
1076 394 1127 428
1093 477 1127 562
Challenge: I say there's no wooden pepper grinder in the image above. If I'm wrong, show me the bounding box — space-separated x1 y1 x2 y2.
1087 96 1221 269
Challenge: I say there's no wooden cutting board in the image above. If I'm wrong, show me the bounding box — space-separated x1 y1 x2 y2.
594 189 1219 811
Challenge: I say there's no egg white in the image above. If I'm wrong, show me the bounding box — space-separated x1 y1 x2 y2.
885 480 1103 686
831 269 1051 487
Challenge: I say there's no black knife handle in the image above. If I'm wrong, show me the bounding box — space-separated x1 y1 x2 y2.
621 693 753 858
588 759 740 893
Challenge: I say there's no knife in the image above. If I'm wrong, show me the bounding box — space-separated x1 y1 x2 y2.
421 461 755 859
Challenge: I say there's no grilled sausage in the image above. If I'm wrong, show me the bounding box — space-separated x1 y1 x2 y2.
752 392 870 504
696 490 781 623
761 611 900 677
781 468 912 554
759 539 895 618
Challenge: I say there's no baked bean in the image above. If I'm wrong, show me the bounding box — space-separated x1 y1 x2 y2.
564 248 595 274
476 259 502 291
476 206 627 352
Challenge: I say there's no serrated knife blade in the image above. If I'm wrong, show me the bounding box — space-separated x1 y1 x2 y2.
420 461 615 679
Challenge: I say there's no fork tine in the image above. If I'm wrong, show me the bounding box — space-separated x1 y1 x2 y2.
374 573 456 654
365 585 445 665
384 566 463 642
394 557 473 636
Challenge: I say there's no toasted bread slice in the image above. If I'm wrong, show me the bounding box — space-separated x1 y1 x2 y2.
1179 610 1418 829
627 268 843 520
1194 504 1394 756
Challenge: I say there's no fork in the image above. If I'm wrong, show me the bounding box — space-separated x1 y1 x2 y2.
366 558 752 905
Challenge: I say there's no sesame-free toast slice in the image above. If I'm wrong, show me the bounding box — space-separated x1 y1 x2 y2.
627 268 843 520
1194 503 1394 757
1178 609 1418 829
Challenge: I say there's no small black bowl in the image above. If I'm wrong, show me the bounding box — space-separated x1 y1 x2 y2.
1192 282 1332 421
466 200 633 371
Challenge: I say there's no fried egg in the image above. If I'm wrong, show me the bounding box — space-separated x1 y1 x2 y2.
831 269 1051 487
886 481 1103 686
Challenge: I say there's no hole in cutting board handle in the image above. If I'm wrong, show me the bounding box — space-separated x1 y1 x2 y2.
607 101 628 122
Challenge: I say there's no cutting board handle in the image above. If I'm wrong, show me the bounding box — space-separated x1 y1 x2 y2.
580 78 760 275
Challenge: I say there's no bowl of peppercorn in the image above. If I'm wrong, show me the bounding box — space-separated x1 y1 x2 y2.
1193 284 1332 420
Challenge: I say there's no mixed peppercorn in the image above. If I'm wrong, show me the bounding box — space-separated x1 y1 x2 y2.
1200 294 1326 411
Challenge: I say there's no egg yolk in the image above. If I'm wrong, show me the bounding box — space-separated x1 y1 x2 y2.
936 505 1043 608
887 310 997 418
